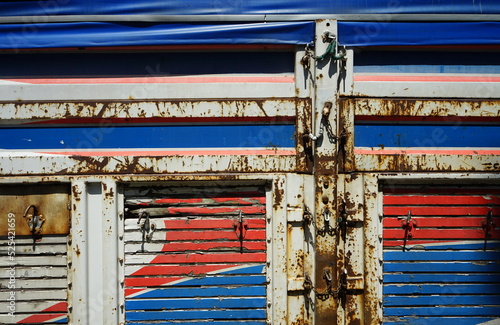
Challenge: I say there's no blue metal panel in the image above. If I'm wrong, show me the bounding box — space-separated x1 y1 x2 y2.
126 309 267 321
384 274 500 283
385 317 500 325
354 124 500 148
0 125 296 150
384 306 500 317
384 284 500 295
126 297 267 310
384 295 500 306
384 262 500 273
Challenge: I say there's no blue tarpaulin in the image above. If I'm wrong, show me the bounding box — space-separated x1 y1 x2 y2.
0 22 315 49
338 22 500 46
0 0 498 16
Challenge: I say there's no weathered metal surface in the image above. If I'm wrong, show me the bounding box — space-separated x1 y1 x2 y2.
0 185 69 324
382 186 500 324
341 173 365 325
0 77 297 101
349 98 500 117
313 19 342 175
340 98 500 173
362 174 383 325
123 184 267 324
0 154 298 176
314 175 339 324
0 98 304 122
344 77 500 99
0 184 70 236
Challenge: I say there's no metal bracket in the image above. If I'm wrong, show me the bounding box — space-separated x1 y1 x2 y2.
23 205 45 250
137 210 156 251
482 211 496 251
398 210 417 252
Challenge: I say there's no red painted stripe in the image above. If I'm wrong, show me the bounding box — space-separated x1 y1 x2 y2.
6 75 295 84
125 288 145 297
384 206 500 216
151 206 266 215
160 241 266 252
354 148 500 155
162 219 266 230
383 217 496 228
354 75 500 82
149 252 266 264
383 188 500 195
17 314 65 324
384 195 500 206
42 302 68 313
42 149 297 156
27 116 296 125
131 264 239 276
165 229 265 241
125 277 183 288
384 228 500 240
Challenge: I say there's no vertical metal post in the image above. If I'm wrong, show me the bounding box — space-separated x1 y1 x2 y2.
313 18 342 325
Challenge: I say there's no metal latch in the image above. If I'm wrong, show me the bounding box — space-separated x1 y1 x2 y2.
398 210 417 252
137 210 156 251
23 205 45 250
317 208 336 237
234 210 248 253
336 199 360 240
482 211 496 251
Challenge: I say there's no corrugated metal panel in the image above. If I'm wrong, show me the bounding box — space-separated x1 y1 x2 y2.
0 185 70 324
123 185 267 324
382 186 500 324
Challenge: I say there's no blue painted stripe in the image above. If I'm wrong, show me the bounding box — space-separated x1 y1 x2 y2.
384 284 500 295
354 124 500 148
126 309 266 321
54 319 68 324
384 251 500 261
384 262 500 273
384 317 500 325
171 275 267 287
133 285 266 299
384 306 500 317
384 295 500 306
0 125 295 150
384 273 500 283
220 265 265 274
126 297 266 311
